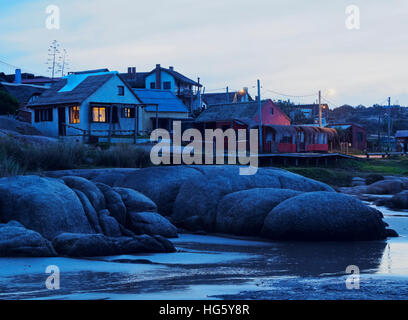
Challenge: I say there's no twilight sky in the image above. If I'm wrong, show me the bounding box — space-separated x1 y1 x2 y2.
0 0 407 107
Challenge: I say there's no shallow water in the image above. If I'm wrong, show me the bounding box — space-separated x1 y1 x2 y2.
1 205 408 300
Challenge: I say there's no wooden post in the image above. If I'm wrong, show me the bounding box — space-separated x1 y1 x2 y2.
134 105 138 144
108 106 112 144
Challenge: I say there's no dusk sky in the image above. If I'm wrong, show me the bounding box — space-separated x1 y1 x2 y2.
0 0 407 107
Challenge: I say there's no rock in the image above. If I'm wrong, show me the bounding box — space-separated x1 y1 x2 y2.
0 221 56 257
366 180 404 195
261 192 390 241
44 168 139 184
365 174 384 186
386 229 399 238
52 233 174 257
152 235 177 253
338 185 368 195
114 166 203 216
61 176 106 212
73 189 103 234
99 210 122 237
172 166 334 232
0 176 94 240
215 188 302 236
96 183 126 225
352 177 366 187
390 191 408 209
113 187 157 213
126 212 178 238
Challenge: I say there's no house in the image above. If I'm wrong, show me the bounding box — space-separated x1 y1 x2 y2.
294 103 329 126
0 82 48 122
395 130 408 152
27 70 143 142
195 99 291 130
122 64 202 113
327 123 367 151
202 89 253 109
132 89 190 132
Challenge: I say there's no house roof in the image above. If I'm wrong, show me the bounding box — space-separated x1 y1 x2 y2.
0 82 47 105
327 123 365 130
147 67 202 87
196 100 272 123
133 89 189 113
28 72 117 107
120 72 149 88
202 92 254 105
396 130 408 138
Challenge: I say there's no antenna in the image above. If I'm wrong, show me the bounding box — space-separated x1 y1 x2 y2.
46 40 61 81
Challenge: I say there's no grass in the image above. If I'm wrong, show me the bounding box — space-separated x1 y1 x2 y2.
0 137 152 178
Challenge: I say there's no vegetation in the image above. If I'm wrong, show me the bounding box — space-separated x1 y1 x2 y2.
0 91 19 115
0 137 152 177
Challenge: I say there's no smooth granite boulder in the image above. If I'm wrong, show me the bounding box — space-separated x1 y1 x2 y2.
61 176 106 212
52 233 175 257
261 192 393 241
0 176 94 240
390 191 408 209
0 221 56 257
113 187 157 213
96 183 127 225
99 210 122 237
73 189 103 234
216 188 302 236
366 180 405 195
126 212 178 238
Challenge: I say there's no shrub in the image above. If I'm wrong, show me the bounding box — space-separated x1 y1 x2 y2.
93 144 151 168
0 156 25 177
0 91 19 115
365 174 384 185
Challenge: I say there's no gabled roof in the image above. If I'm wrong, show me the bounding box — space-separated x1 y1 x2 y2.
133 89 189 113
28 72 117 107
196 100 271 123
203 92 253 105
147 66 202 87
0 82 47 105
120 72 149 88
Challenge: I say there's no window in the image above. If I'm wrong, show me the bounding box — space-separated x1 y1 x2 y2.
92 107 107 123
123 107 136 118
118 86 125 96
271 107 274 115
34 108 53 122
28 94 40 103
163 81 171 90
150 82 156 89
357 132 363 142
69 106 80 124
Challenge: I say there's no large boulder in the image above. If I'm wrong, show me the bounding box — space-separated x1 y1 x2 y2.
0 176 94 239
366 180 405 195
52 233 175 257
99 210 122 237
61 176 106 212
113 187 157 213
390 191 408 209
114 166 203 216
96 183 126 225
216 188 302 236
73 189 103 234
126 212 178 238
261 192 392 241
0 221 56 257
172 166 334 231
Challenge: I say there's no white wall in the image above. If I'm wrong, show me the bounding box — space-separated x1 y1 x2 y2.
31 107 59 137
145 71 178 94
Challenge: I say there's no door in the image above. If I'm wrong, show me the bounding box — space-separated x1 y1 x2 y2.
58 107 66 136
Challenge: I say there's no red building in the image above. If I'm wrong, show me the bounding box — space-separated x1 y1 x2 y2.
327 123 367 151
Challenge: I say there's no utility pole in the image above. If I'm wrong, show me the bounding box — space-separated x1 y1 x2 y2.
226 86 229 103
388 97 391 152
258 80 263 153
318 90 322 127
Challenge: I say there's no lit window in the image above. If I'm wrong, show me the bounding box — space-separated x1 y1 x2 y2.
69 106 80 124
123 107 135 118
92 107 106 122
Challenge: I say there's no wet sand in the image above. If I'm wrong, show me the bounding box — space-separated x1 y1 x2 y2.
0 205 407 300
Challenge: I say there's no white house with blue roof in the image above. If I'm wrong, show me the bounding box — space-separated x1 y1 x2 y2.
28 70 143 143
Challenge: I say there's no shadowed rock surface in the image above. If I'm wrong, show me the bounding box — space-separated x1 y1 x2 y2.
113 187 157 213
127 212 178 238
96 183 127 225
99 210 122 237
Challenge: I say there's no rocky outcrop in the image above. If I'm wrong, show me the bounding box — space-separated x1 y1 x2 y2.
0 176 94 239
52 233 175 257
127 212 178 238
261 192 391 241
0 221 56 257
216 188 302 236
113 187 157 213
99 210 122 237
73 189 103 234
96 183 126 225
366 180 404 195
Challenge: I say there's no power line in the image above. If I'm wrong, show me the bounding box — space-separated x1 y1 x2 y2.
264 88 316 99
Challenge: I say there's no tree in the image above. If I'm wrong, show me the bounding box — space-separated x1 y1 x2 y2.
0 90 19 115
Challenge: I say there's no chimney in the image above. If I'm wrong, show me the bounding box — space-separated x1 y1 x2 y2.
155 64 161 89
169 66 174 71
132 67 136 74
14 69 22 84
243 87 249 102
128 67 132 75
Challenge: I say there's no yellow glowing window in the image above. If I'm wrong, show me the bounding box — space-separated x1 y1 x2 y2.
69 106 80 124
92 107 106 123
